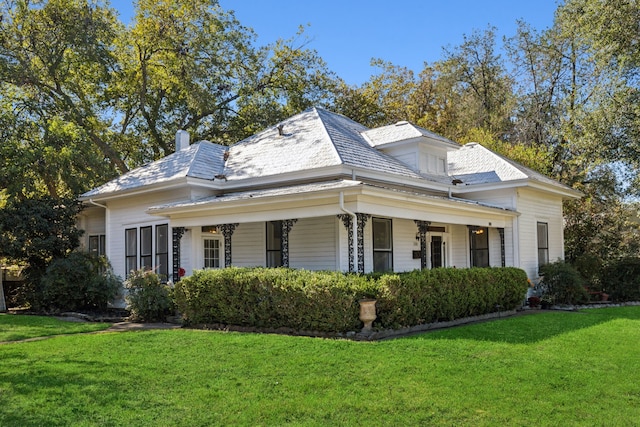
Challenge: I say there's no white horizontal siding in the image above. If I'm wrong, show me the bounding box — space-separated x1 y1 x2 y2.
516 188 565 279
392 218 421 272
106 191 185 279
449 224 469 268
290 217 337 270
231 222 265 267
78 207 105 251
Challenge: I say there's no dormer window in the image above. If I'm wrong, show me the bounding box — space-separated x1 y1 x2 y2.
425 153 447 175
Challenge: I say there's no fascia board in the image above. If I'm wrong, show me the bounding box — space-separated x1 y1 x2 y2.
348 166 452 192
146 182 365 217
358 186 519 218
220 165 345 191
450 179 582 200
78 178 192 203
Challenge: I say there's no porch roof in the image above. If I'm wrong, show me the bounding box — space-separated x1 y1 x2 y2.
147 179 518 228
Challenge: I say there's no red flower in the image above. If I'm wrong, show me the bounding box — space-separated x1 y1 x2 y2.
178 267 186 277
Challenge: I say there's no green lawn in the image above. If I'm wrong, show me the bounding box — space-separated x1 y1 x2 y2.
0 314 111 342
1 307 639 426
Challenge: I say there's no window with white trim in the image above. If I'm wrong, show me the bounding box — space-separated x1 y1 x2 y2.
203 238 221 269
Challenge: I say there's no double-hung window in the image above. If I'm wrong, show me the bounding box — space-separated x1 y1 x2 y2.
88 235 105 257
125 224 169 278
125 228 137 276
140 226 153 270
372 218 393 272
469 227 489 267
537 222 549 269
156 224 169 278
266 221 283 267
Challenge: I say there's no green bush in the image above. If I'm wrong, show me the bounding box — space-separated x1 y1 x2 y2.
539 261 589 305
174 268 377 332
601 258 640 302
174 267 528 333
375 267 528 329
125 269 175 321
40 252 121 312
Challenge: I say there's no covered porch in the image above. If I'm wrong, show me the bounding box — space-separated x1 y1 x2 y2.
147 180 519 281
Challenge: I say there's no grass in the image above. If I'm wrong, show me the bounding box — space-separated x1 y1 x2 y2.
1 307 639 426
0 314 111 342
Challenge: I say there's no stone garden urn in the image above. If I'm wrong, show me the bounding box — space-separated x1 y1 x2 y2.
359 299 377 332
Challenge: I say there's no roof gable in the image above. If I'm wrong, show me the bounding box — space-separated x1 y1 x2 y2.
448 142 574 191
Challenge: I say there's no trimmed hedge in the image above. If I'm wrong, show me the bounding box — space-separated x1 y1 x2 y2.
375 267 528 329
174 267 529 333
174 268 377 332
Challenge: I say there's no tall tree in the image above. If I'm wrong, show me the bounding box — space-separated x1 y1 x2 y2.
0 0 337 199
438 26 515 140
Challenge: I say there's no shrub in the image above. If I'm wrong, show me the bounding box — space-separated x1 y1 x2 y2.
174 268 376 332
601 258 640 302
539 261 588 305
40 252 121 312
125 269 175 321
175 267 528 333
375 267 528 329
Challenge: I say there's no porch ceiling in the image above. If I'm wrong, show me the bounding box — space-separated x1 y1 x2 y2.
147 179 518 228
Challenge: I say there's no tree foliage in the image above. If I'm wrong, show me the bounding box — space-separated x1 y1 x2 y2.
0 0 336 200
1 0 640 276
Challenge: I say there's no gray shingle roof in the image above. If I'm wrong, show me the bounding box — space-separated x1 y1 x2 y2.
81 141 226 198
448 142 570 189
223 107 423 180
361 121 459 148
82 108 575 200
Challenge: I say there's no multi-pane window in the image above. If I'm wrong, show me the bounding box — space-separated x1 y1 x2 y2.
537 222 549 269
140 226 153 270
88 235 105 257
156 224 169 278
266 221 282 267
204 239 221 269
469 227 489 267
373 217 393 272
125 228 137 276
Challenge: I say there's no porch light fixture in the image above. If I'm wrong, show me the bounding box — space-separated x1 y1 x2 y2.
470 227 485 235
202 226 218 234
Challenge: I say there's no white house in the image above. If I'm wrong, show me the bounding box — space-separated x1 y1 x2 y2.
78 107 581 286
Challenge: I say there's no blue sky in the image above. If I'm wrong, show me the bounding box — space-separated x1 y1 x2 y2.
111 0 561 85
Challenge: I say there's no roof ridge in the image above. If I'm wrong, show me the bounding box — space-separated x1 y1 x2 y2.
314 107 346 165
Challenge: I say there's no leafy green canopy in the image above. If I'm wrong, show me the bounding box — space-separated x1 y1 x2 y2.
0 0 335 200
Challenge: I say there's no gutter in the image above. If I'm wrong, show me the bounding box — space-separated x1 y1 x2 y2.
339 191 358 272
89 199 107 209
